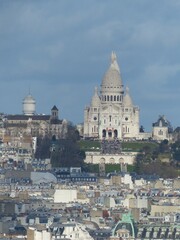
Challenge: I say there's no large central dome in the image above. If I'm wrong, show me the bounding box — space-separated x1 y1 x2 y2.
101 52 123 90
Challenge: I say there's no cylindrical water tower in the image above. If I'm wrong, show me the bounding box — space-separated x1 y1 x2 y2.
22 94 36 115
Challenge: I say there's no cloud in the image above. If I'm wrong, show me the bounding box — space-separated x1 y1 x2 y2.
130 21 180 48
1 0 180 130
141 63 180 86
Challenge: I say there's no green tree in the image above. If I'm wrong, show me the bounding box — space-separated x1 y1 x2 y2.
35 136 51 159
50 123 85 167
159 139 169 153
171 140 180 163
134 153 144 174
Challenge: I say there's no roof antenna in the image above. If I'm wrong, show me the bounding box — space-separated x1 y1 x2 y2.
28 85 31 95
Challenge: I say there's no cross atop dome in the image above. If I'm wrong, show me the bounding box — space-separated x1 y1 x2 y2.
94 86 98 93
126 86 130 94
111 51 117 63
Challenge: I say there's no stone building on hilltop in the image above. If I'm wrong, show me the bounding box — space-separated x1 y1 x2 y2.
84 52 140 140
83 52 174 142
0 93 67 147
152 115 173 141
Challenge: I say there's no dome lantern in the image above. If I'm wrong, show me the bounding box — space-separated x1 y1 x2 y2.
101 52 124 95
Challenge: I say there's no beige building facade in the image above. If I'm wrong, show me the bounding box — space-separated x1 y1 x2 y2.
84 151 137 165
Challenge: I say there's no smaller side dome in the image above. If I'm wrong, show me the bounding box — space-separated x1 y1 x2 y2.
91 87 100 107
23 94 36 115
123 87 133 106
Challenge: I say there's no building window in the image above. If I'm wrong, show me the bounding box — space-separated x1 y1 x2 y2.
114 96 116 101
102 129 106 138
111 95 113 101
114 129 118 138
158 130 163 135
117 96 119 101
109 115 112 122
107 96 109 101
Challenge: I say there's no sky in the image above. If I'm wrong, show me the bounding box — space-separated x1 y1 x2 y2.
1 0 180 131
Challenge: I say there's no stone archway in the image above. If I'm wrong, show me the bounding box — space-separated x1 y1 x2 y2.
109 157 115 164
114 129 118 138
119 157 124 164
108 130 112 138
100 158 106 164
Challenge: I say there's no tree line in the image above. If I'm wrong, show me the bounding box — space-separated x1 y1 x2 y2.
35 123 85 168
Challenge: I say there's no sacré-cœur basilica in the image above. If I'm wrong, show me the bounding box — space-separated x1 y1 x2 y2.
82 52 173 165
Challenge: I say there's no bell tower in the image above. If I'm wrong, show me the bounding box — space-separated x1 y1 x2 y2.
51 105 59 120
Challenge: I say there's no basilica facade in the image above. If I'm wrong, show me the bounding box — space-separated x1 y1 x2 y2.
84 52 140 140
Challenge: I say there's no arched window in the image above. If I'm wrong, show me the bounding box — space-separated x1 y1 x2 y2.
119 158 124 164
104 95 106 101
111 95 113 101
108 130 112 138
114 129 118 138
114 96 116 101
117 96 119 101
109 158 115 164
107 96 109 101
102 129 106 138
100 158 105 164
158 130 163 135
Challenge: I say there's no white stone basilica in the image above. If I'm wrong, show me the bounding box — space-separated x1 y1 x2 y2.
84 52 140 140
